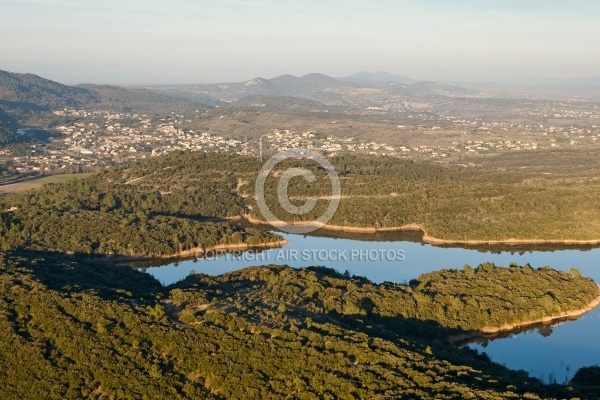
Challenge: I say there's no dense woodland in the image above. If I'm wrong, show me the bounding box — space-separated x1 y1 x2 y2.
0 153 281 256
248 153 600 241
1 253 598 399
2 151 600 398
2 150 600 257
571 367 600 388
172 263 598 334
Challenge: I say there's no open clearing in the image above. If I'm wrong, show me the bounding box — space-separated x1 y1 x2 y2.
0 173 93 194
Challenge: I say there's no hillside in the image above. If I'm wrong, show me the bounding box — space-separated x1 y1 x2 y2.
77 84 205 114
0 69 97 111
1 252 598 399
173 263 598 334
1 151 600 397
0 153 282 257
0 69 206 130
3 151 600 255
245 153 600 242
232 94 328 111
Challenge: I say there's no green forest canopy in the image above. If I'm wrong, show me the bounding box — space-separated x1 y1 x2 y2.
1 252 598 399
3 151 600 254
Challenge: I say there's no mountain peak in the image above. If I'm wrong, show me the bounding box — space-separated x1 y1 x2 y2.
244 77 269 87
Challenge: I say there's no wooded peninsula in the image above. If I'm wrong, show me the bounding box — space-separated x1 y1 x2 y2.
1 251 599 399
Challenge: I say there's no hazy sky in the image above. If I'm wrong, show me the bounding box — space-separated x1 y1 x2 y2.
1 0 599 84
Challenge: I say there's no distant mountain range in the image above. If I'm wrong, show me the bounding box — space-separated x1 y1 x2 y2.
0 68 485 146
3 67 597 145
149 72 474 106
158 73 353 103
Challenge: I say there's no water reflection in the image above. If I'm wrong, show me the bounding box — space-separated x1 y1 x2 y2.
132 229 600 384
251 222 600 253
468 307 600 384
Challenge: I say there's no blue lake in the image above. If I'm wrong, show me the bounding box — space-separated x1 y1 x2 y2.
141 231 600 384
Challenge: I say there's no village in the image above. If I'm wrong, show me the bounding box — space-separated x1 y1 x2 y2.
1 106 600 177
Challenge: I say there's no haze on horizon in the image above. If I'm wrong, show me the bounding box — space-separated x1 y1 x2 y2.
1 0 599 85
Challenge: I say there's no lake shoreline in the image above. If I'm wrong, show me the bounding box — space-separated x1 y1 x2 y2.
94 239 289 263
448 285 600 343
243 215 600 246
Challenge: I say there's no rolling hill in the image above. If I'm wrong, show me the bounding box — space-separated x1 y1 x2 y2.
0 69 97 111
0 69 208 131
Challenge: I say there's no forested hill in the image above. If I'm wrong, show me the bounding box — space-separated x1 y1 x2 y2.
3 150 600 255
0 152 281 257
77 84 209 114
172 263 598 333
0 69 207 129
0 69 96 110
245 153 600 242
1 252 599 398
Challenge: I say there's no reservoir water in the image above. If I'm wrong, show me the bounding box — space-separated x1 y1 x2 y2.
141 230 600 384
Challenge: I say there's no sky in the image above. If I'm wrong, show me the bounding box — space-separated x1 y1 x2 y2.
1 0 599 84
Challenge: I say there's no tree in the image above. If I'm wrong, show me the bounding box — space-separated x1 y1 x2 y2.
148 304 165 321
101 192 118 212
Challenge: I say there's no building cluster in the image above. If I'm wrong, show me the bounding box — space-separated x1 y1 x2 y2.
259 129 398 157
399 115 600 158
3 110 242 174
2 105 600 175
